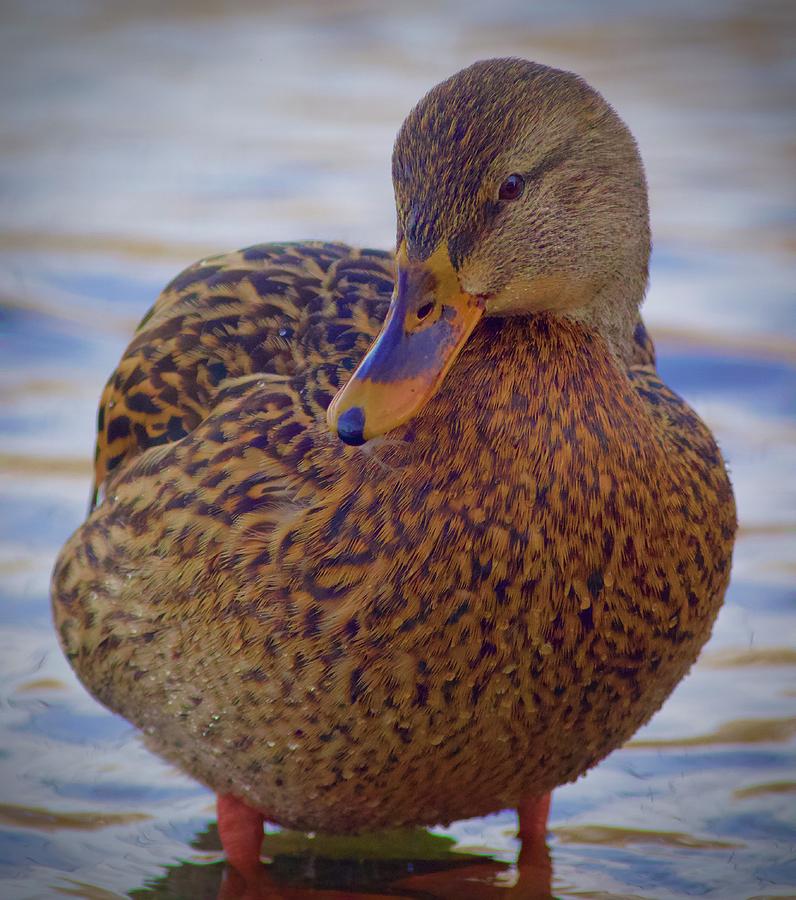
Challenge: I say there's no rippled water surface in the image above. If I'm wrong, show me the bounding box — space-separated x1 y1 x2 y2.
1 1 794 898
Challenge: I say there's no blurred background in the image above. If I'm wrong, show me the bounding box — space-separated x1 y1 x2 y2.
0 1 794 897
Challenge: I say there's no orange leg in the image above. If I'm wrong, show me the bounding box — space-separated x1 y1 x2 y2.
216 793 265 876
517 791 552 875
517 791 551 843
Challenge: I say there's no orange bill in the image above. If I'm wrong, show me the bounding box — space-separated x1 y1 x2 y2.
327 243 484 444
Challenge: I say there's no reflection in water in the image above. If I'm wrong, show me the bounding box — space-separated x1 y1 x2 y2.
553 826 740 851
127 826 553 900
732 781 796 800
627 716 796 748
702 647 796 668
0 803 150 833
1 0 795 898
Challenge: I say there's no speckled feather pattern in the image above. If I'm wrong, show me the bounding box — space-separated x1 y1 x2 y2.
52 242 735 832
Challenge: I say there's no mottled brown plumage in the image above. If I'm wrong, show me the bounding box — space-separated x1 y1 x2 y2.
52 59 735 841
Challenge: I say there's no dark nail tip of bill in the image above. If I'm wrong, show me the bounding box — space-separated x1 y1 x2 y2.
337 406 367 446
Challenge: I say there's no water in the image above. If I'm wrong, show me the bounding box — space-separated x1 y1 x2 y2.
1 1 794 897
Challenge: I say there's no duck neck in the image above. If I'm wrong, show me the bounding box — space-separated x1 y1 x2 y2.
566 277 646 366
414 313 652 466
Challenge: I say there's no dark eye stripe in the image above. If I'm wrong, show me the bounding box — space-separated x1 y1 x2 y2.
523 138 575 185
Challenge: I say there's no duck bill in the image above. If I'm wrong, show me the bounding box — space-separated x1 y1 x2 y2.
327 244 484 445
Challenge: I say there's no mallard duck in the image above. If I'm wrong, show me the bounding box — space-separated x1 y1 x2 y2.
52 58 736 880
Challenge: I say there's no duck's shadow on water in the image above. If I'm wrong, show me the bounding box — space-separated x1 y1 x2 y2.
130 824 553 899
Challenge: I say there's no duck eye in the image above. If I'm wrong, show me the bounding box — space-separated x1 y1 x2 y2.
498 173 525 201
416 301 434 321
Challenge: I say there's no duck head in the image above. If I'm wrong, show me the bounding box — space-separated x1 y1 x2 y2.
328 57 650 445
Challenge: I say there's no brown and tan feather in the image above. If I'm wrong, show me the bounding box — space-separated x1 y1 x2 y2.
54 251 734 831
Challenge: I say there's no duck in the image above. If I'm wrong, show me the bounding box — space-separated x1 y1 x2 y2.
51 57 736 884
